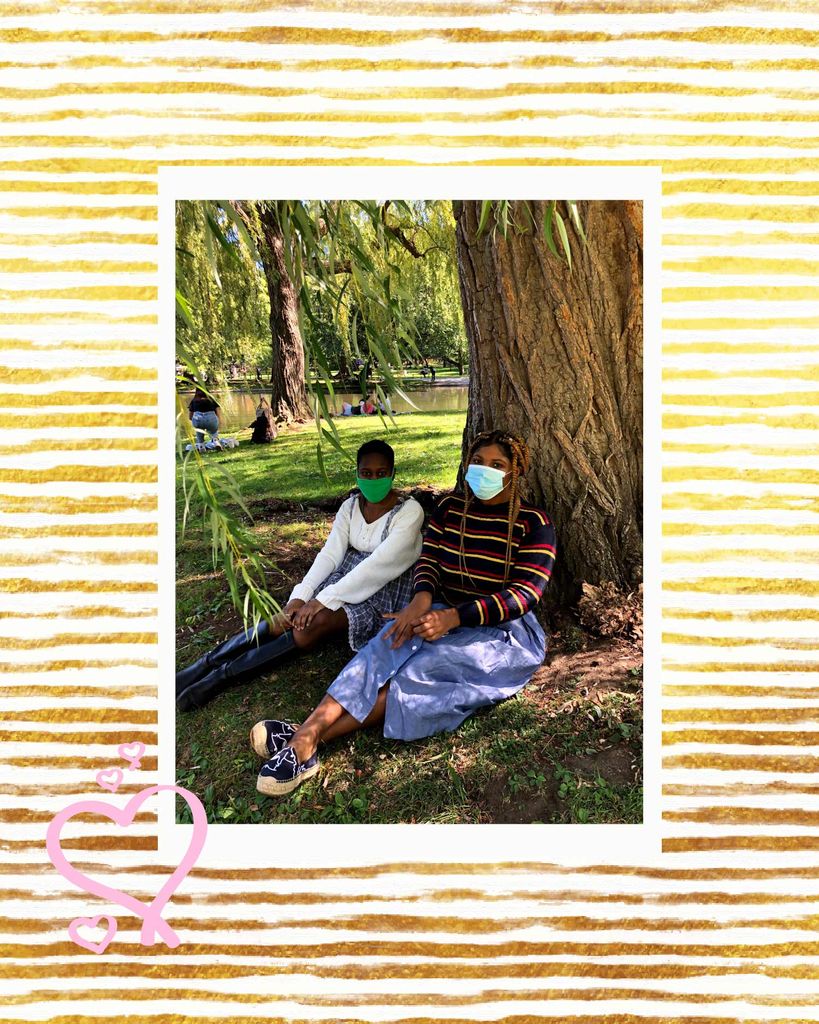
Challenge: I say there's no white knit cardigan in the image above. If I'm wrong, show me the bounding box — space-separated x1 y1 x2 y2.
288 494 424 611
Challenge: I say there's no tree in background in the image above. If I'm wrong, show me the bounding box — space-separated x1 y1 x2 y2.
177 198 465 401
175 202 270 382
232 201 312 423
394 202 468 374
227 199 440 429
454 200 643 603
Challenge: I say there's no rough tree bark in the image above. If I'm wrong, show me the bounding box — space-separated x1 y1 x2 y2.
235 202 311 424
453 199 643 606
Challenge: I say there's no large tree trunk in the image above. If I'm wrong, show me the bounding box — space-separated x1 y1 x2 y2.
243 203 311 424
453 200 643 606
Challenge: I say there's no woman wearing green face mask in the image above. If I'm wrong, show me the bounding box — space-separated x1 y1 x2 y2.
176 439 424 712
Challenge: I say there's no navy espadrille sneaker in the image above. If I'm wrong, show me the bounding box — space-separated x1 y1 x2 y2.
256 745 319 796
249 719 297 759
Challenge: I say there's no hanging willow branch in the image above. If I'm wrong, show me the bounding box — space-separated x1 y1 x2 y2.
174 199 430 630
475 199 588 270
176 381 281 633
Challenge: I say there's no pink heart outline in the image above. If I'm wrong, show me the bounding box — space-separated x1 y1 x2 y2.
68 913 117 954
95 768 123 793
117 740 145 770
46 784 207 949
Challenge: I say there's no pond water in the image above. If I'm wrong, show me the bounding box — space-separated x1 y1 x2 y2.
178 386 468 433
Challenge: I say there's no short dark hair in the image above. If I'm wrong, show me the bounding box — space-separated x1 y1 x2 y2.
356 439 394 472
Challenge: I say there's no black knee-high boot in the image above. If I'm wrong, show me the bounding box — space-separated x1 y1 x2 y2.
175 620 271 697
176 628 297 712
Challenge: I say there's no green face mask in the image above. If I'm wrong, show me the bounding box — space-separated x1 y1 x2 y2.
356 474 393 503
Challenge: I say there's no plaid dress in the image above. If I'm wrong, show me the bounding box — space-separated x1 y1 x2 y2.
313 499 416 652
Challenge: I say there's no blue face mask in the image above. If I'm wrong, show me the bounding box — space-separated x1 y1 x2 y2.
465 463 508 500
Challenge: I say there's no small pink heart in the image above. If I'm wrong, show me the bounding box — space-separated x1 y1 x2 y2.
95 768 123 793
68 914 117 954
117 741 145 771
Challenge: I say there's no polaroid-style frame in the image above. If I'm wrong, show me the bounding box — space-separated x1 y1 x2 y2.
157 165 662 866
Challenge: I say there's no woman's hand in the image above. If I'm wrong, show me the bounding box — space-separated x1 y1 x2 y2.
271 599 304 631
383 593 433 650
291 598 325 632
413 607 460 642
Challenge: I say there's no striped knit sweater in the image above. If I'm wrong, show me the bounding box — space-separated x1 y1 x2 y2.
413 493 557 628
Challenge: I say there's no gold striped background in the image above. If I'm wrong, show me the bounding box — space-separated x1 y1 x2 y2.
1 0 819 1019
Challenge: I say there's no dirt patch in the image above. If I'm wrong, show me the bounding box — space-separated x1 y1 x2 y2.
259 519 330 593
479 771 564 824
564 743 637 787
533 637 642 695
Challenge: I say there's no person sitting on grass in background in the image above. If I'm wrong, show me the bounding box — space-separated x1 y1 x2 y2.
176 439 425 712
188 386 221 448
248 396 277 444
340 393 378 417
250 430 557 797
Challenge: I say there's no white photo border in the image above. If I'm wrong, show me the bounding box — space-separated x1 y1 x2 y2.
158 165 662 866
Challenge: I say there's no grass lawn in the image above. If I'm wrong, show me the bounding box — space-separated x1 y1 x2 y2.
176 411 643 825
195 410 467 504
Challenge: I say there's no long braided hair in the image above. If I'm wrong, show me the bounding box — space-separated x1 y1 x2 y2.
458 430 532 587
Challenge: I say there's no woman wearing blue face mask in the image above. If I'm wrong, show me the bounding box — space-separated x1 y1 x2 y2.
176 439 424 712
252 430 557 798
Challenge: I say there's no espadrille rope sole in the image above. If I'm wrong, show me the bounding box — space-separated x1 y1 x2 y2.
256 760 319 796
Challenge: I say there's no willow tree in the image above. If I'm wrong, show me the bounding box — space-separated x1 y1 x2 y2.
390 201 467 373
175 199 443 629
453 200 643 603
224 200 310 423
175 202 270 381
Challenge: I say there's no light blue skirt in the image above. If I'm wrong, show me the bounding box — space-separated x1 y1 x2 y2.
326 602 547 741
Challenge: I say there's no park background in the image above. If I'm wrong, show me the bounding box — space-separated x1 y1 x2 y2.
0 4 817 1023
174 197 644 826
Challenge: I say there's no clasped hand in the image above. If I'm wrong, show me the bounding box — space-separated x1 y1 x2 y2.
290 598 326 631
273 598 325 632
383 596 459 649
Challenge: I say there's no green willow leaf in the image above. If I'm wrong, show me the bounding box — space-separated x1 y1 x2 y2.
175 289 194 327
476 199 493 238
554 206 572 270
315 440 328 484
543 201 561 261
373 381 398 425
203 218 220 287
320 426 353 461
519 201 536 234
567 200 588 245
204 211 240 264
496 200 509 239
390 382 420 412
